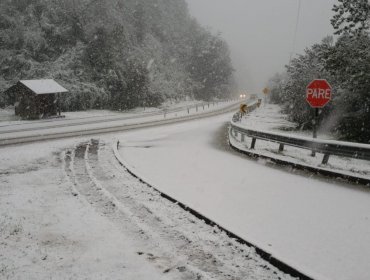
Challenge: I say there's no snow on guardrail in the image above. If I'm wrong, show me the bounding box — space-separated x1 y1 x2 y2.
230 121 370 163
229 110 370 185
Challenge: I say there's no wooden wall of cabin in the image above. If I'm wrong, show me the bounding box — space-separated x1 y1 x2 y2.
36 94 57 117
7 83 59 120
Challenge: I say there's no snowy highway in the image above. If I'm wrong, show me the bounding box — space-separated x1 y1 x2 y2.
1 0 369 279
118 111 370 280
1 105 370 280
0 120 294 280
0 101 239 146
0 101 211 134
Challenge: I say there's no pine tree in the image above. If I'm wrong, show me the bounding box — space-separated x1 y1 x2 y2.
331 0 370 36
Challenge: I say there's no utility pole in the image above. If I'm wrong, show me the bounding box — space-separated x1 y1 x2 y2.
289 0 302 64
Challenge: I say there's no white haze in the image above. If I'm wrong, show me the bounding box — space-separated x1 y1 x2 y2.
186 0 336 93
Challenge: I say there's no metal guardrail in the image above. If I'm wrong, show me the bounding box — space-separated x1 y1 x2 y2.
230 118 370 165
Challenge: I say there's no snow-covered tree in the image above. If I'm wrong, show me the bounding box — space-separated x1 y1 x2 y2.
188 28 234 101
320 33 370 142
0 0 236 110
267 72 287 104
331 0 370 36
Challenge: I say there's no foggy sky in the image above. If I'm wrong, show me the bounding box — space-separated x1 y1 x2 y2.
186 0 337 93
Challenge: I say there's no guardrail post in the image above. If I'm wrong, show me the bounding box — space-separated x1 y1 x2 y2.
322 154 330 165
251 138 256 149
279 144 284 152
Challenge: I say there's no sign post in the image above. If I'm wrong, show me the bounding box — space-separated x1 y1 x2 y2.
306 79 332 156
263 87 270 105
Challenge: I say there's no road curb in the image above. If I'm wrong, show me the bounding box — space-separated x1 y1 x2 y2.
113 141 315 280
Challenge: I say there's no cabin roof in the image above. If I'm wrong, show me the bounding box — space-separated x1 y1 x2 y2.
19 79 68 95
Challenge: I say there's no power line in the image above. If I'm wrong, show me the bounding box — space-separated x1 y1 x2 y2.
290 0 302 64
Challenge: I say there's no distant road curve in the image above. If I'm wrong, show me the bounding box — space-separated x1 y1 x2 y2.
0 102 212 132
0 101 242 147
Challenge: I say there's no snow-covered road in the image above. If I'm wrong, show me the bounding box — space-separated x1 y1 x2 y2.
119 111 370 280
2 103 369 280
0 129 292 279
0 100 238 146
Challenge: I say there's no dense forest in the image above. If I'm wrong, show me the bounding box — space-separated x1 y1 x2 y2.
268 0 370 143
0 0 235 111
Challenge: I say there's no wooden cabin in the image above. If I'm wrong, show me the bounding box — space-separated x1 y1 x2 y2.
5 79 68 120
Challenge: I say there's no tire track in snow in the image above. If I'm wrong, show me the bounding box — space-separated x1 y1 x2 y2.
62 139 295 280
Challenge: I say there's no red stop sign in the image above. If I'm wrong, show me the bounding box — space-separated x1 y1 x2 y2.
306 79 332 108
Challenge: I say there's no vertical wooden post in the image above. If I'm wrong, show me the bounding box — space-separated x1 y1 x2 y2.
58 93 61 116
251 138 256 149
311 108 319 157
279 144 284 152
322 154 330 165
36 95 41 118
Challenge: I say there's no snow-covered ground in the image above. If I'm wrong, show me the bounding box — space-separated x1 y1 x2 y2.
118 110 370 280
231 104 370 180
0 131 293 279
3 103 370 279
0 139 169 280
